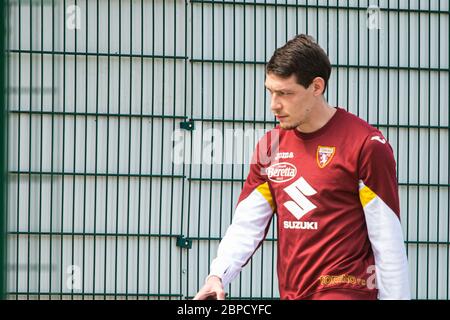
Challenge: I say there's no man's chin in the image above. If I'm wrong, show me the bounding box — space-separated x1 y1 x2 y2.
279 123 299 130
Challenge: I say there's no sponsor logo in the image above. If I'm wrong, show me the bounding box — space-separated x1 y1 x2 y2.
266 162 297 183
283 221 318 230
283 177 318 220
319 274 367 287
316 145 336 168
275 152 294 160
371 136 386 144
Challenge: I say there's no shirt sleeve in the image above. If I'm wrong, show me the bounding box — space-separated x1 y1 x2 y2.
208 134 276 287
358 131 411 300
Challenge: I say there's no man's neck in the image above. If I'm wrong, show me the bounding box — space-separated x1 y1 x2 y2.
296 101 337 133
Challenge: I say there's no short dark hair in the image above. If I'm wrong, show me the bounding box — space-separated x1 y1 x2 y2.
266 34 331 93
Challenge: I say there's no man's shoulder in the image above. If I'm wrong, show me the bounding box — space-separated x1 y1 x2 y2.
339 108 393 157
338 107 381 138
256 124 285 143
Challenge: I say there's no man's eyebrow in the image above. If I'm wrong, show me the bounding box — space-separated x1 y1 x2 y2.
264 86 292 92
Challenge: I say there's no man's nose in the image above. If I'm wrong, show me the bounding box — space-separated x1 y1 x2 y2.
271 96 282 112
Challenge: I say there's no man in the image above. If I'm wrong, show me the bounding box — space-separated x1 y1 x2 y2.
194 34 410 300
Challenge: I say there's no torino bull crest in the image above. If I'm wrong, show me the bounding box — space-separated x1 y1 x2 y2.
316 146 336 168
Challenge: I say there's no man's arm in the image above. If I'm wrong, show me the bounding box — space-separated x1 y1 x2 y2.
194 137 275 300
358 132 411 300
208 181 275 284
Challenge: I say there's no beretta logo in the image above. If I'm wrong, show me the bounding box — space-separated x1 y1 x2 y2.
266 162 297 183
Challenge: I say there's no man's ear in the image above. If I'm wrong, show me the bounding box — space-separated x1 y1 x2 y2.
311 77 326 96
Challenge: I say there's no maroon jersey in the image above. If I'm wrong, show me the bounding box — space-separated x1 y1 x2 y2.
209 107 410 299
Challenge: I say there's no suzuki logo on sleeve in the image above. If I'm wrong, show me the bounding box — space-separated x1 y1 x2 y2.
283 177 317 220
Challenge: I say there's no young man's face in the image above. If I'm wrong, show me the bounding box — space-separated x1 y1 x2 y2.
264 73 315 130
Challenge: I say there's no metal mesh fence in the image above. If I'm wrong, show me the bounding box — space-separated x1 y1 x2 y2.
3 0 450 299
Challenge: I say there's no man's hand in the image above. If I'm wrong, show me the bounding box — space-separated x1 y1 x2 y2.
193 275 226 300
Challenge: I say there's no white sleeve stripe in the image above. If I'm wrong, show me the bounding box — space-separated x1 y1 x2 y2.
209 188 274 287
360 181 411 299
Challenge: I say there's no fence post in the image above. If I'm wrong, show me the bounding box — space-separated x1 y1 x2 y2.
0 0 7 301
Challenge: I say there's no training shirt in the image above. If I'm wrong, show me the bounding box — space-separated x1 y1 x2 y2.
208 107 410 300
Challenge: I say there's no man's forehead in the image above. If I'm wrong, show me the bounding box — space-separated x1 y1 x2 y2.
264 74 298 90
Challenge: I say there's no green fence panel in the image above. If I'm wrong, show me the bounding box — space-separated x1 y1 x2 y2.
1 0 7 301
3 0 450 300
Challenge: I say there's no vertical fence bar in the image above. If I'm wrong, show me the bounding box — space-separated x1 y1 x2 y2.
93 0 99 299
435 0 441 300
168 0 177 301
5 0 10 300
416 4 421 299
26 0 32 299
82 0 89 300
180 0 188 299
38 0 43 299
255 0 262 299
218 0 226 298
49 0 55 301
71 0 79 300
315 1 318 45
2 0 10 298
426 1 431 299
148 0 154 300
0 0 7 301
206 0 214 300
125 0 132 299
447 1 450 302
395 0 402 269
302 0 309 35
406 0 411 268
114 0 122 300
136 0 144 300
3 0 10 301
230 0 236 298
157 0 166 300
103 0 111 300
186 0 193 299
26 0 33 300
15 0 21 301
195 0 203 296
60 0 67 301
